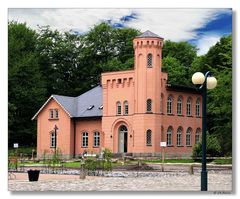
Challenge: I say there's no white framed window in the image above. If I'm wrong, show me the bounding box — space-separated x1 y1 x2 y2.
195 128 201 144
186 128 192 146
50 132 56 148
187 98 191 116
167 96 173 114
82 132 88 147
177 96 182 115
124 101 129 115
167 126 173 146
49 109 59 119
49 109 54 119
196 98 200 117
116 101 121 115
177 127 182 146
146 129 152 146
146 99 152 112
147 53 152 68
160 94 163 113
93 131 100 147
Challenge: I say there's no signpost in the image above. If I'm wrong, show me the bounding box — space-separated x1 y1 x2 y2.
160 142 166 172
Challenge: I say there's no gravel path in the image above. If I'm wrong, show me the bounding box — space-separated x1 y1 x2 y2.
8 171 232 192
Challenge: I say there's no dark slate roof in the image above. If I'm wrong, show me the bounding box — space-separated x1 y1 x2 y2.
136 30 163 39
32 86 102 119
166 83 201 94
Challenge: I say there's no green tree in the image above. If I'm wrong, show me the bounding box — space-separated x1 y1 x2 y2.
8 22 46 146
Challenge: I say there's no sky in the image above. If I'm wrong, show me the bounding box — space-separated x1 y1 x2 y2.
8 8 232 56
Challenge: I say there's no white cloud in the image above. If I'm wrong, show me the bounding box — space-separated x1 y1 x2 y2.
8 8 231 53
196 34 221 56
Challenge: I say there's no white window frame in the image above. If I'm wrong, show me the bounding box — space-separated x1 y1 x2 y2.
124 101 129 115
49 109 54 119
187 98 191 116
195 128 200 144
186 128 191 146
167 96 173 114
93 131 100 147
196 98 200 117
82 132 88 147
177 128 182 146
177 96 182 115
116 101 121 115
167 127 173 146
50 132 56 148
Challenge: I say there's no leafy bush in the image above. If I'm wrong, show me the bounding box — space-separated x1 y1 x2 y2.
192 132 221 160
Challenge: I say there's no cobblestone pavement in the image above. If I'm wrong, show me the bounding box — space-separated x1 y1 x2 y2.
8 171 232 192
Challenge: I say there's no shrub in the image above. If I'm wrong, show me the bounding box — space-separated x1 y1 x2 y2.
192 132 221 160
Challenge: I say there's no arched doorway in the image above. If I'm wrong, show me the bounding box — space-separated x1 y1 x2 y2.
118 125 128 153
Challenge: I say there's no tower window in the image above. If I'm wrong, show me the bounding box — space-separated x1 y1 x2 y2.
147 54 152 68
146 99 152 112
116 101 121 115
124 101 129 115
146 129 152 146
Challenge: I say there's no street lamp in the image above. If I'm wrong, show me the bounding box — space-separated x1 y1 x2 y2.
192 71 217 191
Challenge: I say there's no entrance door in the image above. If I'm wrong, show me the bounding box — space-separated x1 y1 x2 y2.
118 125 128 153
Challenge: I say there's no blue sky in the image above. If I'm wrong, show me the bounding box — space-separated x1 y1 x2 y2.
8 8 232 55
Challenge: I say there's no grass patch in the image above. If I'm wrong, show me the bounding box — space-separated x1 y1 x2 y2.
143 159 195 163
212 158 232 165
8 147 36 156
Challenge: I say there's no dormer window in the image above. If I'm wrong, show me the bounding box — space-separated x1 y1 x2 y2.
87 105 94 110
99 105 103 109
147 53 152 68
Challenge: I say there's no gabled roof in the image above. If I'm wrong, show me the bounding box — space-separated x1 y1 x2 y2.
32 86 102 120
136 30 163 39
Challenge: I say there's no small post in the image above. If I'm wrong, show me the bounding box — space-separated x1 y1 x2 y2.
80 160 86 179
161 147 165 172
189 164 194 175
160 142 166 172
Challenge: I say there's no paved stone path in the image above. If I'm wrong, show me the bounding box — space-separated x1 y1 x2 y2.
8 171 232 192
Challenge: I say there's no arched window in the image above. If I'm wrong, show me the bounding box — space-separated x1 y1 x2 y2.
186 128 192 146
187 97 191 116
147 53 152 68
177 127 182 146
146 129 152 146
82 132 88 147
116 101 121 115
124 101 129 115
196 98 200 117
93 131 100 147
146 99 152 112
167 96 173 114
195 128 201 144
160 94 163 113
167 126 173 146
50 132 56 148
177 96 182 115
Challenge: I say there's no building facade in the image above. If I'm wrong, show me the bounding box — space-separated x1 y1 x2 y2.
33 31 202 159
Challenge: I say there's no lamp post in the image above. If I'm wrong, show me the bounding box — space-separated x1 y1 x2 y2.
192 71 217 191
53 125 58 156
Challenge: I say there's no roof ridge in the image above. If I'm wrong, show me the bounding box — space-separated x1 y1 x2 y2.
76 85 101 99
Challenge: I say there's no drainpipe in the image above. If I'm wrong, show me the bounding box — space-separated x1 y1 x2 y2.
73 118 76 158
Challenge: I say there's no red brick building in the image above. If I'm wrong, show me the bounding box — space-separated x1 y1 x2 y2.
33 30 202 159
